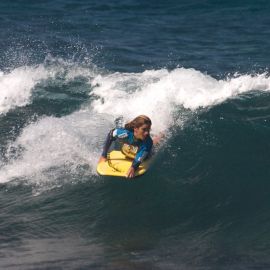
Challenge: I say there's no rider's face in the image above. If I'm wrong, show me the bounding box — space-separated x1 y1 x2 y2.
134 124 151 140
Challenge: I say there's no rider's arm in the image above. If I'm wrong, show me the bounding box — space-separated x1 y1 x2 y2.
131 137 153 170
101 128 129 158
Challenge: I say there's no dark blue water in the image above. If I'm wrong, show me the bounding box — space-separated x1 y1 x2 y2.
1 1 270 269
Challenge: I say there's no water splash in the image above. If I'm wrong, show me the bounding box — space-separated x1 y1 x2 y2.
1 66 270 189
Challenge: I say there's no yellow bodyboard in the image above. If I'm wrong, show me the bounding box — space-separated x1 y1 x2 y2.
97 150 150 177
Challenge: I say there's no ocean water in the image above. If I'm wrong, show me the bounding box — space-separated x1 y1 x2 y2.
1 0 270 269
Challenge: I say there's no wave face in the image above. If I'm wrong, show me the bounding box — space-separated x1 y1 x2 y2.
1 0 270 269
1 67 270 185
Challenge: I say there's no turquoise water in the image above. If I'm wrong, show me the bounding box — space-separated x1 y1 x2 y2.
1 1 270 269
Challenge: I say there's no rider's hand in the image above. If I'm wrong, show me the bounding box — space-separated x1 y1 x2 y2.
98 156 107 163
126 167 135 179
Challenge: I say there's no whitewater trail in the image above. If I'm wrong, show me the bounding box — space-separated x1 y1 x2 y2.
1 66 270 187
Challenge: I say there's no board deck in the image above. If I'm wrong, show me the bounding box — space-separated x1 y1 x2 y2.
97 150 150 177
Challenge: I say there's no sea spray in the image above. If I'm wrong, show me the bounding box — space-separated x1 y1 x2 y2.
91 68 270 133
0 57 97 115
1 67 270 188
0 65 52 114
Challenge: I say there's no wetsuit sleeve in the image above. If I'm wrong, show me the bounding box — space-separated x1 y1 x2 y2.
101 128 129 158
132 137 153 170
101 129 115 158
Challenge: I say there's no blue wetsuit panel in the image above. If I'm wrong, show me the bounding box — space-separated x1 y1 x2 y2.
101 128 153 170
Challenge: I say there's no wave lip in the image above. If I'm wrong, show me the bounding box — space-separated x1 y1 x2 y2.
91 68 270 134
0 56 97 115
1 67 270 190
0 65 53 114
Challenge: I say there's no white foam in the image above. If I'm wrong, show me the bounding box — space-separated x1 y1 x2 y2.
0 58 96 115
0 111 111 185
0 65 52 114
1 67 270 188
91 68 270 133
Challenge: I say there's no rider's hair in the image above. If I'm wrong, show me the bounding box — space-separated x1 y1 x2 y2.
125 115 152 131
